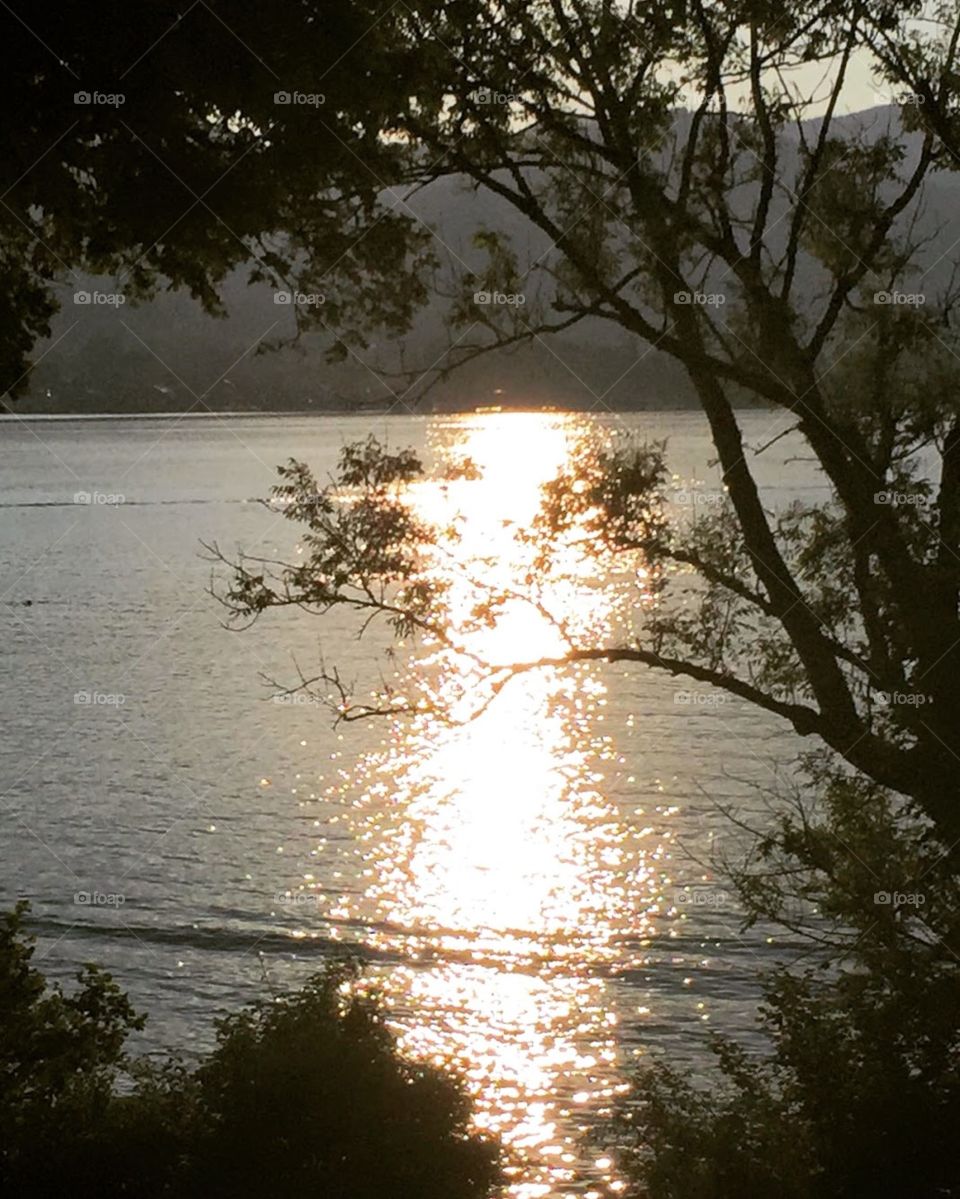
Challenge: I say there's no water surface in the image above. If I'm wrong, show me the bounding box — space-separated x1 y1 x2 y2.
0 410 817 1196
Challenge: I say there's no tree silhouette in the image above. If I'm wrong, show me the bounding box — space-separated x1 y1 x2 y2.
0 903 501 1199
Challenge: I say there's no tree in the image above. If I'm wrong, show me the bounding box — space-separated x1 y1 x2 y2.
0 901 146 1182
0 902 501 1199
607 767 960 1197
203 0 960 840
0 0 434 399
199 5 960 1192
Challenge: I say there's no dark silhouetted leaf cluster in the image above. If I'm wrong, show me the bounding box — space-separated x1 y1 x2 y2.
0 903 501 1199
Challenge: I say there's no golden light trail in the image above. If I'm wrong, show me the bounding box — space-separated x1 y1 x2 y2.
322 413 666 1196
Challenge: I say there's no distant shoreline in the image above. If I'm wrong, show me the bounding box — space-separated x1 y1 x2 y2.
0 404 768 422
0 409 406 421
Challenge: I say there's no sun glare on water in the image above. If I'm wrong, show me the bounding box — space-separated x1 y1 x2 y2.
325 413 662 1197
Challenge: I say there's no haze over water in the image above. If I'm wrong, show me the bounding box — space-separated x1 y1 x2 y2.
0 410 813 1196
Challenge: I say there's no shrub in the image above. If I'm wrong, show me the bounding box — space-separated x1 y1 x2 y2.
610 770 960 1199
0 903 501 1199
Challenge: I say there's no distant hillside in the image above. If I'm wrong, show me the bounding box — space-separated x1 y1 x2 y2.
16 106 960 415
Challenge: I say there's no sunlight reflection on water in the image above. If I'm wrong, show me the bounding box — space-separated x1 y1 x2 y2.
326 414 661 1196
0 410 808 1194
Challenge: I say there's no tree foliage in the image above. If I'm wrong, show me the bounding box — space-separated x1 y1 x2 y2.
0 0 436 397
182 0 960 837
608 763 960 1198
12 2 960 1193
0 903 501 1199
196 7 960 1191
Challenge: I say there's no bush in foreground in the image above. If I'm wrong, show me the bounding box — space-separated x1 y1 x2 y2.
0 902 501 1199
611 771 960 1199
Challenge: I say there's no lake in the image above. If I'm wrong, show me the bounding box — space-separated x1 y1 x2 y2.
0 409 820 1197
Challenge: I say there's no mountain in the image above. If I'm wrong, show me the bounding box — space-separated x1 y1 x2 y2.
15 106 960 414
